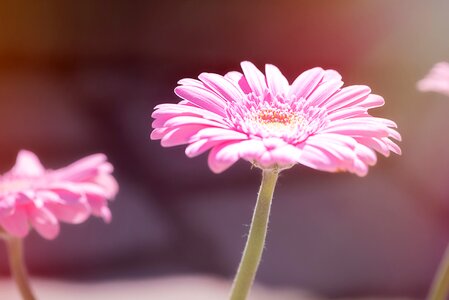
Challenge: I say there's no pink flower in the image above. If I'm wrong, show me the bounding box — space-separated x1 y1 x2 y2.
0 150 118 239
151 61 401 176
417 62 449 96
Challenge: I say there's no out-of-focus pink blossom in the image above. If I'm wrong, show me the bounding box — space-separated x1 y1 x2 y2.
0 150 118 239
417 62 449 96
151 61 401 176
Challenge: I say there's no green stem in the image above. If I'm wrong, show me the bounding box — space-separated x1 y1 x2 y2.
1 233 37 300
229 169 279 300
428 243 449 300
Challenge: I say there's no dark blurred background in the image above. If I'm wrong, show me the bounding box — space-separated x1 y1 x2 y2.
0 0 449 298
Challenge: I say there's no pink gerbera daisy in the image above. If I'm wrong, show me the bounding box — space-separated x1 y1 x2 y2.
151 61 401 176
0 150 118 240
417 62 449 96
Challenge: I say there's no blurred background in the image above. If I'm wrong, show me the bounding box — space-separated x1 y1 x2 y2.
0 0 449 299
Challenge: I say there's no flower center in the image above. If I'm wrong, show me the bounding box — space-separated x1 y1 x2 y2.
251 108 306 134
225 92 329 144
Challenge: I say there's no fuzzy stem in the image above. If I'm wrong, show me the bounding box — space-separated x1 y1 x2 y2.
3 235 37 300
229 169 279 300
428 243 449 300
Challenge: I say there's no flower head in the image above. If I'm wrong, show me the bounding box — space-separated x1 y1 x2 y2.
151 61 401 175
0 150 118 239
417 62 449 96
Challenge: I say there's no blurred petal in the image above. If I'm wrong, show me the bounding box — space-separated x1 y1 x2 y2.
11 150 45 177
28 206 60 240
0 208 29 238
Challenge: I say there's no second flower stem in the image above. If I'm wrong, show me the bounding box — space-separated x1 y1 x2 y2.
4 236 37 300
427 242 449 300
229 169 279 300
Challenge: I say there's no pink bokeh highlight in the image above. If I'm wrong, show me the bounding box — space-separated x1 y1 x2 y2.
417 62 449 96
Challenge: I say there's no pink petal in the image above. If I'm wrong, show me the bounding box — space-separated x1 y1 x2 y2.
52 154 106 182
152 110 223 129
323 85 371 111
49 182 113 223
28 206 60 240
87 194 112 223
328 107 368 121
238 139 267 161
177 78 205 88
289 67 324 99
382 137 402 155
11 150 45 177
224 71 243 82
192 127 248 141
174 86 227 116
417 62 449 96
40 190 90 224
224 71 252 94
151 115 175 129
322 126 388 138
386 128 401 142
163 115 228 128
262 137 287 149
48 184 85 202
323 69 342 81
302 141 369 176
152 106 225 131
306 79 344 107
0 208 29 238
45 201 90 224
240 61 267 96
307 134 358 154
322 119 389 138
306 136 355 169
185 139 222 158
0 195 16 217
161 125 208 147
153 103 224 120
358 94 385 109
207 142 242 173
265 64 289 96
297 133 379 176
354 144 377 166
257 151 273 167
150 127 170 140
269 144 302 166
351 116 397 128
355 137 391 157
297 144 336 172
352 158 369 177
198 73 243 102
94 174 119 199
331 115 398 128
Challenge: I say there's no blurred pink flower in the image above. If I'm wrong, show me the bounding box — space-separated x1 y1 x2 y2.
0 150 118 239
417 62 449 96
151 61 401 175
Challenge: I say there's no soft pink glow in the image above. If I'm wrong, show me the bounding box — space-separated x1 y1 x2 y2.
0 150 118 239
417 62 449 96
151 61 401 175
